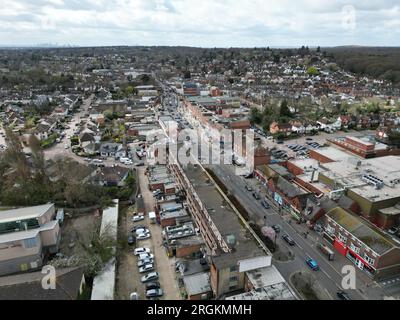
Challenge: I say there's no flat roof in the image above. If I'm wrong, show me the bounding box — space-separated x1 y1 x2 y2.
313 147 357 162
226 282 297 300
321 156 400 202
246 265 286 289
184 164 266 269
0 204 54 224
183 272 212 296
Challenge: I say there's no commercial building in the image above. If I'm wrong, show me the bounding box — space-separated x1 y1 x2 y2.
324 207 400 280
318 156 400 229
0 204 61 276
170 162 272 298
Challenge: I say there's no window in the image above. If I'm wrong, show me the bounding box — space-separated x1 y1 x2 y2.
349 243 360 254
338 233 347 243
325 225 335 235
363 254 375 266
24 238 38 249
229 276 239 283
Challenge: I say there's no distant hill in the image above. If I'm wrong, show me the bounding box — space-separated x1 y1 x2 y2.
325 46 400 83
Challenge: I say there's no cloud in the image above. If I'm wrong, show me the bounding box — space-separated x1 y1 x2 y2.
0 0 398 47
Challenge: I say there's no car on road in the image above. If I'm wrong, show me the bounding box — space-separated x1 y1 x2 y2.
261 200 270 209
306 138 313 141
141 272 160 283
145 282 161 291
134 247 151 256
272 225 282 233
146 288 164 299
139 264 155 273
124 160 134 165
245 185 253 192
306 258 320 271
282 234 296 246
84 158 91 162
337 291 351 300
64 144 70 149
138 259 154 268
132 214 145 223
253 192 261 200
137 233 151 241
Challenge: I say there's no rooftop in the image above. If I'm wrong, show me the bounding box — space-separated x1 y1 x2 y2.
183 272 212 296
0 204 54 224
183 164 266 269
321 156 400 202
327 207 397 255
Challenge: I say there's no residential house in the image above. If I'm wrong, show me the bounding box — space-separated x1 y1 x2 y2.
100 143 127 159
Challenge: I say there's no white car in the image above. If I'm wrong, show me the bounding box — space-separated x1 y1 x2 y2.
132 215 145 223
134 247 151 256
141 272 159 283
137 233 151 240
124 160 134 165
64 144 70 149
138 253 154 261
136 228 150 236
139 264 155 273
138 258 154 268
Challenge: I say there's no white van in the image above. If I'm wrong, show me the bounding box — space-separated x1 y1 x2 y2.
120 157 129 164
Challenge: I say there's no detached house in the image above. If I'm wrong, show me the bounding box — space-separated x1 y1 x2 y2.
100 143 127 159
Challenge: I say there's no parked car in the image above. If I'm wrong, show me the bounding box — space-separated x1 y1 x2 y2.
132 214 145 223
306 258 320 271
138 253 155 261
138 259 154 268
146 289 164 298
128 235 136 246
388 227 399 235
129 292 139 300
131 225 146 233
136 228 150 236
245 185 253 192
282 234 295 246
137 233 151 240
272 225 282 233
134 247 151 256
141 272 160 283
139 264 155 273
337 291 351 300
145 282 161 291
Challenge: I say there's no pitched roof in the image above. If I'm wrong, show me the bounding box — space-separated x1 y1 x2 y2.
0 267 84 300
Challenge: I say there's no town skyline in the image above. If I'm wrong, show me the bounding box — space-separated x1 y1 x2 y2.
0 0 399 47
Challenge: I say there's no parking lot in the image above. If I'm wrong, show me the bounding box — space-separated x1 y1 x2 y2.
116 168 181 300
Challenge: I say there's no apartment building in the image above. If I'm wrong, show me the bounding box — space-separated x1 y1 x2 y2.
0 204 61 276
169 162 272 298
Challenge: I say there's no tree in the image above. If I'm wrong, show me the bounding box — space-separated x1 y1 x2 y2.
249 107 262 125
279 100 293 119
307 66 319 76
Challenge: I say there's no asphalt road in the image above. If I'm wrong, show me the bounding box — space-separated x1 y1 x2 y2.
207 163 387 300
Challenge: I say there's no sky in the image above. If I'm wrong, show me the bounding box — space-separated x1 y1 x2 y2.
0 0 399 48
